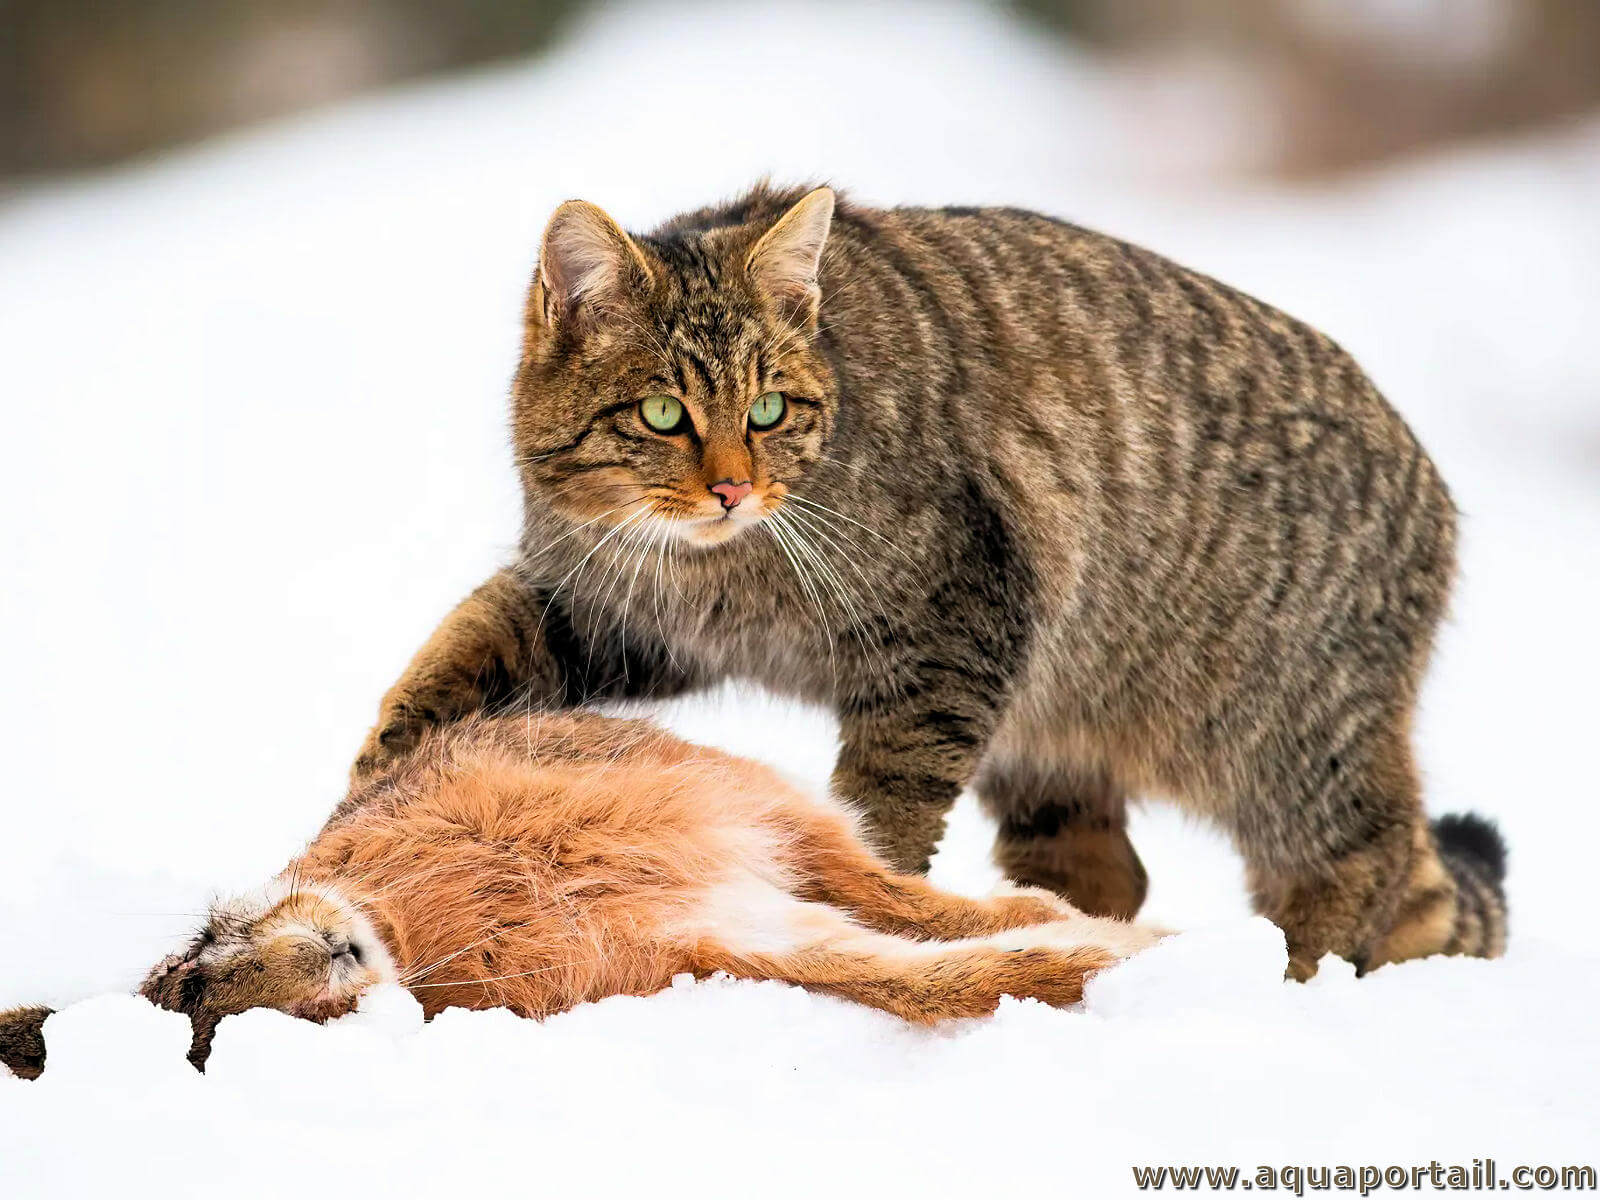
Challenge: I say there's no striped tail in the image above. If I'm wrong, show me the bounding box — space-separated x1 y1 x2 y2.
1378 813 1507 967
1431 813 1508 959
0 1005 52 1080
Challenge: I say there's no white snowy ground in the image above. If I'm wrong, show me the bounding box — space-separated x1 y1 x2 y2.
2 2 1597 1195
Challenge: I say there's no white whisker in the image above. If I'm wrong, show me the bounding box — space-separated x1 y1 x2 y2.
771 506 895 687
782 492 929 577
763 514 837 687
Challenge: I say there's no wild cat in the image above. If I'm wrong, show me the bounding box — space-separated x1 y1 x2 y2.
0 715 1158 1077
352 183 1505 979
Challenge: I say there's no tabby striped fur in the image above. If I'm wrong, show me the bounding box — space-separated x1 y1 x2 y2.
354 183 1506 978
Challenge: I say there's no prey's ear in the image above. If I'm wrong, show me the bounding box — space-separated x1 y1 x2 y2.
138 947 217 1072
185 1011 221 1073
138 950 203 1013
745 187 835 330
536 200 654 337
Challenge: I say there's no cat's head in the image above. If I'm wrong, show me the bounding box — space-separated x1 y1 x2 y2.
139 879 395 1067
512 185 839 547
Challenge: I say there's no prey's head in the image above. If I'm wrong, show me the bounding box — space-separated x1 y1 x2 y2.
140 879 395 1066
513 184 839 548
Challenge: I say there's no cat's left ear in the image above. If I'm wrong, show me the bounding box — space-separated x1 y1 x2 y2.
746 187 835 329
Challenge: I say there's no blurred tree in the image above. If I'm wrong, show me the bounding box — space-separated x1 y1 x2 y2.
4 0 1599 180
1015 0 1600 176
0 0 586 178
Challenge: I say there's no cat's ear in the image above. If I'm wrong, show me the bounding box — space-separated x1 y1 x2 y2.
536 200 654 336
746 187 835 329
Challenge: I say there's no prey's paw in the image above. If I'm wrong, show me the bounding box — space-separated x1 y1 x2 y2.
990 881 1085 920
984 902 1173 962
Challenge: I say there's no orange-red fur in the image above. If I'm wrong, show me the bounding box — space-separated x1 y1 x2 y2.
295 714 1159 1024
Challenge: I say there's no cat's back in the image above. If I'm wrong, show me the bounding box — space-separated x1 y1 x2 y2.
792 196 1456 714
832 198 1396 437
822 197 1449 581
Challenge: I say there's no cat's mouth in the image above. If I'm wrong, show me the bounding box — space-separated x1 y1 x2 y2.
676 509 766 545
567 486 784 548
656 490 778 545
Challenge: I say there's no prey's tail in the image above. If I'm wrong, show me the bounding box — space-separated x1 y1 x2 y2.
1430 812 1509 959
0 1005 53 1080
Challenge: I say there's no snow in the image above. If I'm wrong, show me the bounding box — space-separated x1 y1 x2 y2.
9 935 1596 1196
2 1 1597 1194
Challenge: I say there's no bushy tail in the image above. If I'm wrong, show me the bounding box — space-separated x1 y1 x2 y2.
0 1005 53 1080
1430 813 1508 959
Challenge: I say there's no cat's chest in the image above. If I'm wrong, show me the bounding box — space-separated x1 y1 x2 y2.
549 535 853 687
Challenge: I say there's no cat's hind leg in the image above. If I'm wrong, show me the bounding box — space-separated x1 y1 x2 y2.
977 759 1149 920
1242 723 1507 979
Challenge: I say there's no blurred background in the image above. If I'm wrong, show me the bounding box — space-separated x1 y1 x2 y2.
6 0 1600 182
1 0 1597 1005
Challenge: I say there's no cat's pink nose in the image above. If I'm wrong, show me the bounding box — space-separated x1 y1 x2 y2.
709 479 753 510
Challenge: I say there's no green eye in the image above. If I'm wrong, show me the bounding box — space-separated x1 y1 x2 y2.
749 391 786 430
639 394 687 434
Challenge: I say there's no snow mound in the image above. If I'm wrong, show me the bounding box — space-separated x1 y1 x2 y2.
1085 917 1288 1018
35 995 193 1086
7 944 1597 1197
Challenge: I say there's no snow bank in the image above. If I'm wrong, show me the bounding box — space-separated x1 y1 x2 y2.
2 1 1597 1195
8 937 1595 1198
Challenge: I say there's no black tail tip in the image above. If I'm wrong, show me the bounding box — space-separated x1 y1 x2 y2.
1432 813 1507 885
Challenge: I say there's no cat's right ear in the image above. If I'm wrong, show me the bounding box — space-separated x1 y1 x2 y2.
745 187 835 330
534 200 654 338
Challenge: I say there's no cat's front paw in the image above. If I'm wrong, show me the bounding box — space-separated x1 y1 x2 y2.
350 718 420 782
